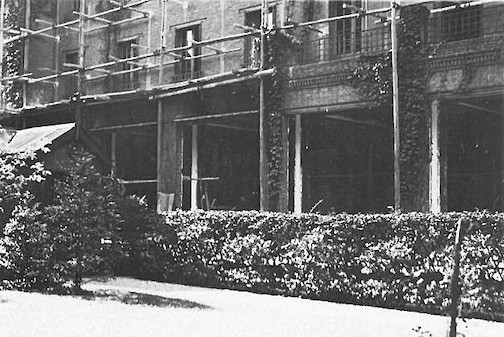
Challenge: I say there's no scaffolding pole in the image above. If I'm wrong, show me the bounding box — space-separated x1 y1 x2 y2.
259 0 268 211
391 1 401 210
75 0 86 141
3 0 151 45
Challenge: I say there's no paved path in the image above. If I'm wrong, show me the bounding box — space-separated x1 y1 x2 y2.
1 277 503 337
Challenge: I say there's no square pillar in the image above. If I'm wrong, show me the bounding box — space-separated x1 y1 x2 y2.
430 99 441 213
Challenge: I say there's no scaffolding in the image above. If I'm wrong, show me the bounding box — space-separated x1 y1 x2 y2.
0 0 398 211
0 0 401 111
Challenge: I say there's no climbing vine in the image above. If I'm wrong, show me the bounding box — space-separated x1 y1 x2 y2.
263 29 293 210
350 4 431 211
4 0 25 108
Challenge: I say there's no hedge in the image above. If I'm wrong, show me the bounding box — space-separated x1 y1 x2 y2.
164 210 504 321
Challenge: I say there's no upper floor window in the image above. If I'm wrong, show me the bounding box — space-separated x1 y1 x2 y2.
438 2 482 41
174 24 202 81
328 0 362 57
117 39 139 90
243 6 276 68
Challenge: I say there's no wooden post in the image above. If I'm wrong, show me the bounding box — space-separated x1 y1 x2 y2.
76 0 86 140
220 0 225 73
23 0 30 107
146 8 152 89
294 114 303 213
111 132 117 178
448 218 464 337
191 124 198 210
391 1 401 211
430 99 441 213
259 0 269 211
159 0 167 85
53 0 60 102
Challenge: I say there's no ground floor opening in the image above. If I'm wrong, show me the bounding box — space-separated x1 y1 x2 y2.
291 109 394 214
443 97 504 211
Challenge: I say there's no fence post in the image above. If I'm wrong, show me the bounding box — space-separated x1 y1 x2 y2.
448 218 464 337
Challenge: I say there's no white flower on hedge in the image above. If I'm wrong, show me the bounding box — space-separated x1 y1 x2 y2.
361 266 372 274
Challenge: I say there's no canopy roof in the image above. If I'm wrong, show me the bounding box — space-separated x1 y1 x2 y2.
1 123 75 154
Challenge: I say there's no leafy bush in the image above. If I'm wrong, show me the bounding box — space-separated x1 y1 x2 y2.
164 210 504 321
41 147 123 290
114 195 177 281
0 150 48 232
1 146 178 291
0 150 50 289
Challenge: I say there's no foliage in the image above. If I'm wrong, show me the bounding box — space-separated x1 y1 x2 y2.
0 149 51 289
0 149 49 232
4 0 25 108
114 194 177 281
1 145 178 291
0 196 57 290
164 210 504 321
349 5 431 210
263 30 293 210
41 146 122 290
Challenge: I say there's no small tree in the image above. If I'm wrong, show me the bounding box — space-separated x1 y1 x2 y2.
43 146 122 291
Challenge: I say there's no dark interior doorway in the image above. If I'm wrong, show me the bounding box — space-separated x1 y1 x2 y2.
182 117 259 210
302 111 393 214
446 101 503 211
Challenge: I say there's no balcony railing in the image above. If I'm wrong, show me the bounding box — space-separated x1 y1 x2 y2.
292 4 504 67
172 69 204 83
293 26 391 65
428 3 504 44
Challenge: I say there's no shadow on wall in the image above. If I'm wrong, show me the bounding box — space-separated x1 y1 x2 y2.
78 289 212 310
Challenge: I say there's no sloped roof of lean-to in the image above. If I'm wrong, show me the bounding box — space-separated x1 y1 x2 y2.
1 123 75 154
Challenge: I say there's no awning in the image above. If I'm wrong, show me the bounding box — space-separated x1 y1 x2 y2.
1 123 75 153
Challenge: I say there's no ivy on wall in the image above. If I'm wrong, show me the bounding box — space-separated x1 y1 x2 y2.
350 4 431 211
4 0 25 108
263 29 294 211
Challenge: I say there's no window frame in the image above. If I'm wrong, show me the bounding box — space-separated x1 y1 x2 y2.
116 38 140 90
174 23 203 81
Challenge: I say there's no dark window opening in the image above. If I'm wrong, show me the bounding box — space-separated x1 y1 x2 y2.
117 39 139 90
243 6 276 68
174 24 202 82
439 2 482 41
63 51 79 97
329 0 362 57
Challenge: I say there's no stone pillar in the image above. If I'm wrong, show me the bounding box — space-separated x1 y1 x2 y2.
294 114 302 213
157 98 184 212
430 99 441 213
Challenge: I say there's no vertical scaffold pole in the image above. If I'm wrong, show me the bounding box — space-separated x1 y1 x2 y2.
159 0 167 85
23 0 30 107
391 1 401 211
54 0 60 102
259 0 268 211
75 0 86 140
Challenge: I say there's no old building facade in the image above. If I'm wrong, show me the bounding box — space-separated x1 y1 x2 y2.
1 0 503 214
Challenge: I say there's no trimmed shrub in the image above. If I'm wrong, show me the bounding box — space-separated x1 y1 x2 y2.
114 195 177 281
164 210 504 321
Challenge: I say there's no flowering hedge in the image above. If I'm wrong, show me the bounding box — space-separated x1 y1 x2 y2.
165 210 504 321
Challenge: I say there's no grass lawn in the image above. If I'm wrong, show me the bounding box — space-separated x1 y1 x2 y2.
1 277 503 337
